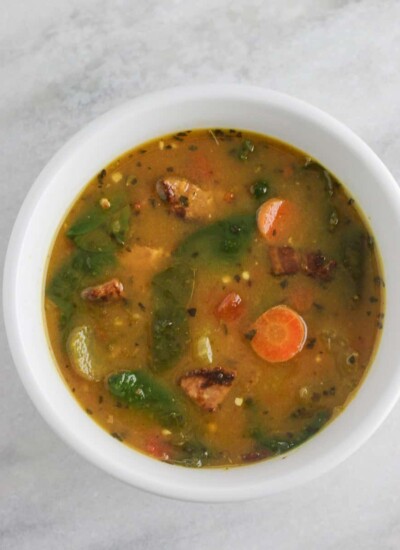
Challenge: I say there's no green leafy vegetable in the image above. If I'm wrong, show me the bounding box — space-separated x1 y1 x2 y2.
250 179 269 199
342 231 366 295
303 159 335 197
237 139 255 161
174 214 256 265
250 409 331 455
73 228 117 253
107 370 185 427
151 263 195 372
47 249 116 330
47 195 131 332
67 197 131 251
110 205 131 245
167 438 212 468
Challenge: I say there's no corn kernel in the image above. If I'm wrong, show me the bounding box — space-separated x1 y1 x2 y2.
111 171 123 182
299 387 308 399
222 275 232 284
235 397 243 407
100 197 111 209
242 271 250 281
161 429 171 436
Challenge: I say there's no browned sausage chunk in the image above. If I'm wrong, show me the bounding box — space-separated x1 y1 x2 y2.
156 176 214 220
302 251 337 281
268 246 301 275
268 247 337 281
81 278 123 301
179 367 236 412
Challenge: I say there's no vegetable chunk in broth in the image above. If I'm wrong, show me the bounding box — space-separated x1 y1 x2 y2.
45 129 384 467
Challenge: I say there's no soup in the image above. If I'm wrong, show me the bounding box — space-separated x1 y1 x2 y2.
45 129 384 467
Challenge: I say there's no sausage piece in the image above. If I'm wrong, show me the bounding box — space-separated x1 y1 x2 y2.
179 367 236 411
156 176 214 220
303 252 337 281
269 246 301 276
268 247 337 281
81 278 123 301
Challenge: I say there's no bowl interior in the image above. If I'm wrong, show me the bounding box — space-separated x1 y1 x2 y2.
4 85 400 501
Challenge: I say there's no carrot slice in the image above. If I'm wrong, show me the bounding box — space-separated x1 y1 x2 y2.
215 292 243 321
250 305 307 363
257 198 299 245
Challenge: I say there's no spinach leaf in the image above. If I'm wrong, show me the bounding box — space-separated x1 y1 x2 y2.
251 409 331 456
151 263 195 372
67 197 131 251
73 228 117 253
110 205 131 245
303 159 335 198
174 214 256 265
66 207 104 237
47 249 116 330
167 438 212 468
107 370 185 427
342 230 366 296
237 139 255 161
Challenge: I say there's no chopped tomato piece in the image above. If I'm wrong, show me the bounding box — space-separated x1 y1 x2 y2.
144 435 171 460
250 305 307 363
215 292 243 321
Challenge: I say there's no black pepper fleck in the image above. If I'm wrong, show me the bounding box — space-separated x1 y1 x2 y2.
306 338 316 349
244 329 257 341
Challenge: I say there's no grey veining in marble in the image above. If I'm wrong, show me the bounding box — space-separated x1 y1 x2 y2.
1 1 400 548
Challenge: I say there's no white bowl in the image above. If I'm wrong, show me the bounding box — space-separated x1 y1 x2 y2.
4 85 400 502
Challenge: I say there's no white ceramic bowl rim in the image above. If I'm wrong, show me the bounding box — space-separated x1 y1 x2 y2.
4 84 400 502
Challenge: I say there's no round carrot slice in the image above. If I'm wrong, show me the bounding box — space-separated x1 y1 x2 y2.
257 198 299 245
250 305 307 363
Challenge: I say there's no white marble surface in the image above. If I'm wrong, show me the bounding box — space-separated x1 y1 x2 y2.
1 0 400 548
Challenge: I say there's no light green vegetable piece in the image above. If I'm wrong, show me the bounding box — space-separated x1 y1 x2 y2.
196 336 213 364
67 325 103 381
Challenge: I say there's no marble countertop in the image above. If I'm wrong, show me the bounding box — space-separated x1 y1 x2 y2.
1 1 400 548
